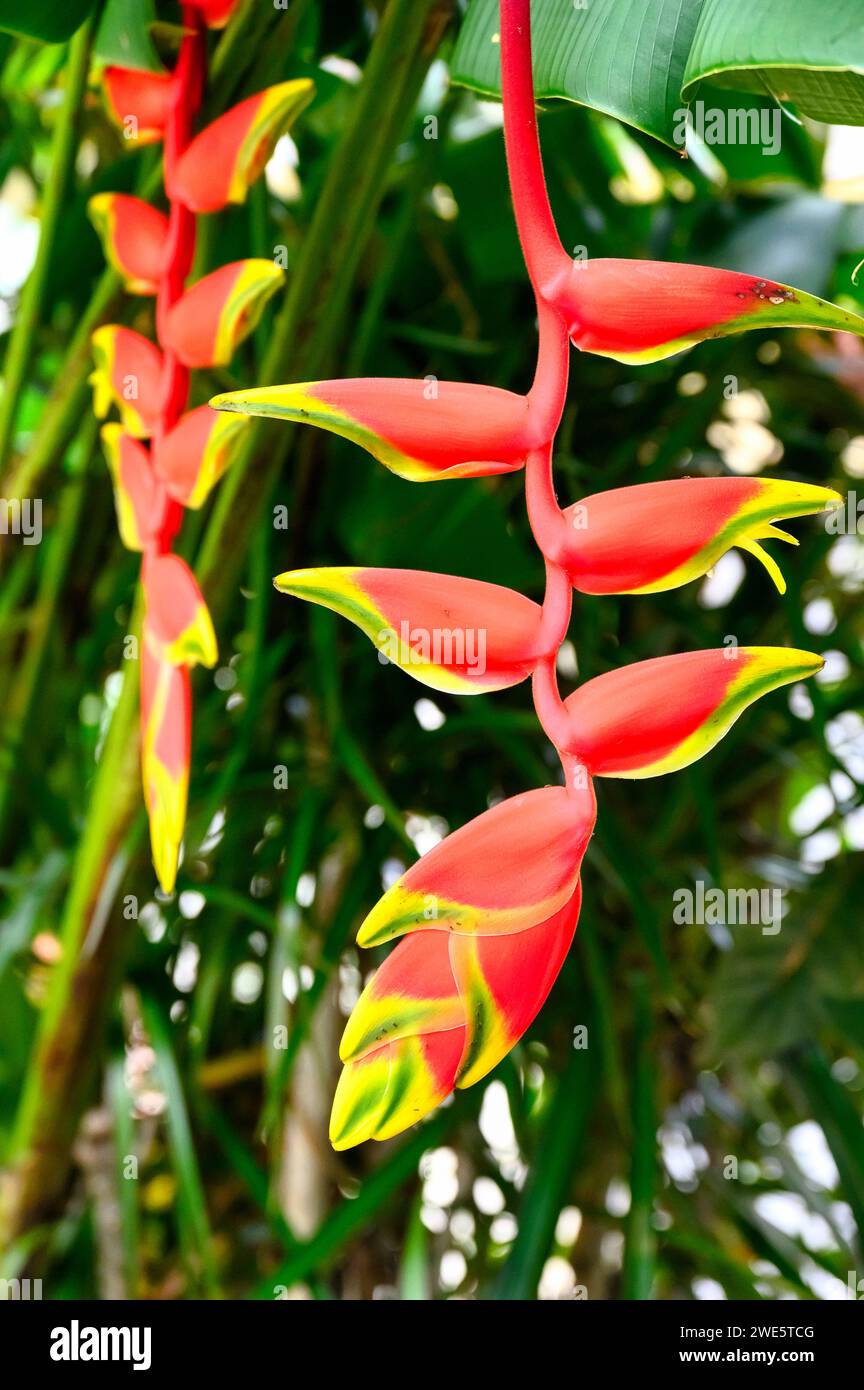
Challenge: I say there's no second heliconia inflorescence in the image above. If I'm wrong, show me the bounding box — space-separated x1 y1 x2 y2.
88 0 313 894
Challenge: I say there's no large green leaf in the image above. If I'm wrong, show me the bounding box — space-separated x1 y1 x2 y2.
0 0 96 42
683 0 864 126
453 0 864 145
452 0 702 146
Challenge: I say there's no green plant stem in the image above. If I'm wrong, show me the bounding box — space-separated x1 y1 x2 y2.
251 1100 466 1296
0 423 95 845
0 17 95 474
497 1019 599 1299
621 976 657 1300
1 593 143 1248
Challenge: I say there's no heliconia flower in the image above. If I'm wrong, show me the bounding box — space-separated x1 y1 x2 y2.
100 424 165 551
153 405 250 508
209 379 536 481
562 647 823 779
90 326 164 439
273 567 544 693
356 782 596 948
340 931 465 1068
546 258 864 365
558 476 842 596
331 885 581 1149
141 634 191 895
87 194 169 295
101 66 173 147
186 0 240 27
143 553 218 669
162 260 284 368
331 1019 465 1150
172 80 314 214
448 884 581 1089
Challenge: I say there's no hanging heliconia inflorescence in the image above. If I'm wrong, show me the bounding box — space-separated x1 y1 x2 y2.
212 0 863 1149
89 1 313 892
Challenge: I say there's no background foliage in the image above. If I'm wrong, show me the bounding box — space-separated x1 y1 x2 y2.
0 0 863 1300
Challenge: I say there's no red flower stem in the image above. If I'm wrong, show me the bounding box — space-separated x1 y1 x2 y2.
501 0 577 781
499 0 566 297
153 7 206 554
535 547 571 653
532 655 574 758
525 444 567 562
529 295 568 433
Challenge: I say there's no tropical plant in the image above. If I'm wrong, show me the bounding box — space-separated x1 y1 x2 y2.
0 0 862 1304
212 0 855 1151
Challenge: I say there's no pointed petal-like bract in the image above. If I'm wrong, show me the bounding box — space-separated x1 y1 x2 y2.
172 81 314 214
143 554 218 669
141 636 191 895
210 379 535 481
102 66 173 146
563 647 823 778
274 567 543 693
100 424 163 551
550 259 864 365
340 932 464 1064
163 260 284 368
88 194 169 295
154 405 250 508
357 783 596 947
330 1026 465 1151
90 326 164 439
562 477 842 596
331 885 582 1148
450 883 581 1089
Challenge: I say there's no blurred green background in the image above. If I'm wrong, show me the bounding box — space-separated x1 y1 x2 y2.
0 0 863 1300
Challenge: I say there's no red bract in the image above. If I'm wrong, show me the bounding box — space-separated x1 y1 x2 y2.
212 378 536 480
357 783 596 947
561 647 823 778
141 639 191 896
88 194 169 295
553 476 842 595
90 326 164 438
154 405 250 508
332 885 582 1148
100 425 165 550
89 11 314 893
162 260 284 368
548 258 864 364
273 567 544 692
102 66 173 146
143 554 217 670
172 81 314 213
211 0 841 1150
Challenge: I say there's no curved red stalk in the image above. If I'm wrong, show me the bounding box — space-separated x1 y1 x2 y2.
499 0 567 299
501 0 579 788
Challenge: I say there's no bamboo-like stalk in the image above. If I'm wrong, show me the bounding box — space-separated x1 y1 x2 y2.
0 18 96 473
0 0 455 1263
0 421 96 845
0 267 122 518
